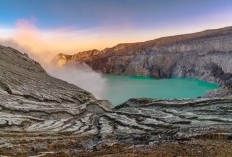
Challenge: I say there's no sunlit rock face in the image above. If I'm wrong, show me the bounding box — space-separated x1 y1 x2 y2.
52 49 101 67
52 53 73 67
54 26 232 95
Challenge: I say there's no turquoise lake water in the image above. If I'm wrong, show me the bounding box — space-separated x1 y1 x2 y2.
101 75 219 106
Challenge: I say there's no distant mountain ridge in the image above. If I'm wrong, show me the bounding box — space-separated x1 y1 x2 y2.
54 26 232 64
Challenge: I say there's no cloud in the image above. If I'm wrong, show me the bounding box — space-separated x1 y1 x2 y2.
0 19 97 64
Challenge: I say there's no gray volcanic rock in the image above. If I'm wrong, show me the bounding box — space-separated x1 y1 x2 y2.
104 98 232 143
0 45 111 134
53 27 232 92
0 44 232 156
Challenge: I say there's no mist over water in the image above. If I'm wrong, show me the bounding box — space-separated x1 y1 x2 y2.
0 38 221 103
47 64 106 99
0 39 219 104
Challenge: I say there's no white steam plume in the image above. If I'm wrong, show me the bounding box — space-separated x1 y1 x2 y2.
47 64 106 99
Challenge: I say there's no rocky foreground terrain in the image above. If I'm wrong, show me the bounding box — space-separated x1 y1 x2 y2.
1 27 232 156
54 26 232 97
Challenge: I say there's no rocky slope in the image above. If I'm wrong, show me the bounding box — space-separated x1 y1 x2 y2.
0 45 111 156
0 45 232 156
53 26 232 93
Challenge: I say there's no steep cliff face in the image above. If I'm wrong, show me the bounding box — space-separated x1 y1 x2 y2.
53 27 232 89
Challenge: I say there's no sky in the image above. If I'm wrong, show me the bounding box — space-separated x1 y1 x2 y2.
0 0 232 62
